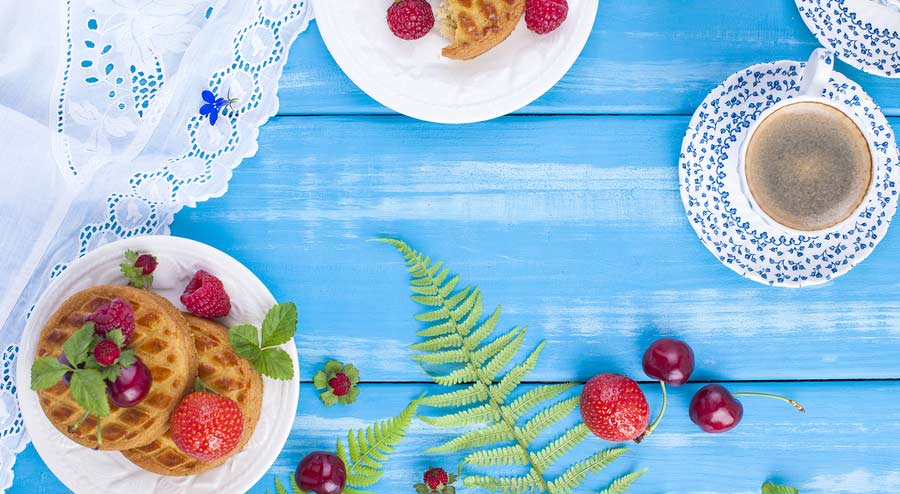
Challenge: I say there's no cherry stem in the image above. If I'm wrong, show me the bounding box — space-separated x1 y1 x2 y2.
634 381 667 444
732 392 806 413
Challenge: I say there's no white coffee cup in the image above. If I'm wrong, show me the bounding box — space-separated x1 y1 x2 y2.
736 49 879 236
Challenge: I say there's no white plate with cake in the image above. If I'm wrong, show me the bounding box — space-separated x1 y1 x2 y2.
17 236 300 494
315 0 598 123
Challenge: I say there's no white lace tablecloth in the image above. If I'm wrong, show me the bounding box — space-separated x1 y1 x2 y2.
0 1 313 489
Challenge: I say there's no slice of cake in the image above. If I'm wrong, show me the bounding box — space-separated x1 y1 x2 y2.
438 0 526 60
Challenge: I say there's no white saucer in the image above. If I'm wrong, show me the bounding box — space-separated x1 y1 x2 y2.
679 60 900 287
315 0 598 124
16 236 299 494
796 0 900 77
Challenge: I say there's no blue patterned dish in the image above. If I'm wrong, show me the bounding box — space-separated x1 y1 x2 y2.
679 60 899 287
796 0 900 77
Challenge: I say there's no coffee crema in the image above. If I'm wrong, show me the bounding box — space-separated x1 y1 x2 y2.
744 101 873 231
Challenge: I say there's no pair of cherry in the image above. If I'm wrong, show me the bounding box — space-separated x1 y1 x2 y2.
641 338 804 436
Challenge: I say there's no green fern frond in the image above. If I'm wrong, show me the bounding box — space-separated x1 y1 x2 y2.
531 424 590 472
549 448 629 494
263 474 304 494
519 396 581 443
335 397 421 494
426 421 515 454
503 383 574 420
463 444 531 467
379 238 644 494
598 468 648 494
420 382 488 408
274 477 288 494
419 401 499 427
761 482 799 494
463 470 544 494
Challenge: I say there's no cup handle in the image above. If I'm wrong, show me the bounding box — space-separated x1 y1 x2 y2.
798 48 834 97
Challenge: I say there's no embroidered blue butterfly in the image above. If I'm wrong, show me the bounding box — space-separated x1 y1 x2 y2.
199 90 236 126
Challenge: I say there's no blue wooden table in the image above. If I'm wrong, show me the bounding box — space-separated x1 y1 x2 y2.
11 1 900 492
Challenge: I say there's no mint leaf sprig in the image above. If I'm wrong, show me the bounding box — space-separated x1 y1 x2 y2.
31 323 113 446
762 482 799 494
228 302 297 380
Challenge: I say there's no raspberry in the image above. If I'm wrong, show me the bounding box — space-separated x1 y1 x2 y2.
424 467 449 491
84 298 135 344
134 254 158 275
525 0 568 35
93 340 121 366
387 0 434 41
329 372 352 397
181 270 231 319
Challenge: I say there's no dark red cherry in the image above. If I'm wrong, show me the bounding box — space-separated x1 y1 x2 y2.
689 384 743 433
296 452 347 494
642 337 695 386
107 358 151 407
690 385 805 434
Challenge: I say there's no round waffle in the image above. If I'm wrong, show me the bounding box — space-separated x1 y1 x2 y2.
122 314 263 476
35 285 198 451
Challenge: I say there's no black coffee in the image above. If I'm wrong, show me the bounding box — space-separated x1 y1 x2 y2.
745 102 872 231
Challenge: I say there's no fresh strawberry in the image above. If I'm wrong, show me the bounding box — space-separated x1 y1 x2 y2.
328 372 352 397
181 270 231 319
84 298 135 344
171 391 244 461
387 0 435 40
93 340 120 366
415 466 457 494
580 373 650 442
525 0 568 35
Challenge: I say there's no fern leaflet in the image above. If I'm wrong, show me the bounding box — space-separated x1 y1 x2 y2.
379 238 644 494
598 468 648 494
263 399 420 494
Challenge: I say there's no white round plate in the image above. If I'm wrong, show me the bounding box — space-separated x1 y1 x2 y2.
796 0 900 77
16 236 299 494
679 60 900 287
315 0 598 124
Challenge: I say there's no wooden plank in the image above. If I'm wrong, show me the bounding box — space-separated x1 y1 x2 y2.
277 0 900 116
11 382 900 493
169 115 900 382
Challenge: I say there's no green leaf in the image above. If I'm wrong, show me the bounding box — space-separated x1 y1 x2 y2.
313 370 328 390
324 360 343 375
229 324 261 361
254 347 293 380
106 329 125 346
100 365 122 382
320 390 339 407
124 249 138 262
30 357 70 390
64 324 96 366
762 482 799 494
118 349 136 368
69 369 110 417
260 302 298 348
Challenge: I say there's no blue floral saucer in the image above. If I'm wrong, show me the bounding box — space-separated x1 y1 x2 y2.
679 59 900 287
796 0 900 77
